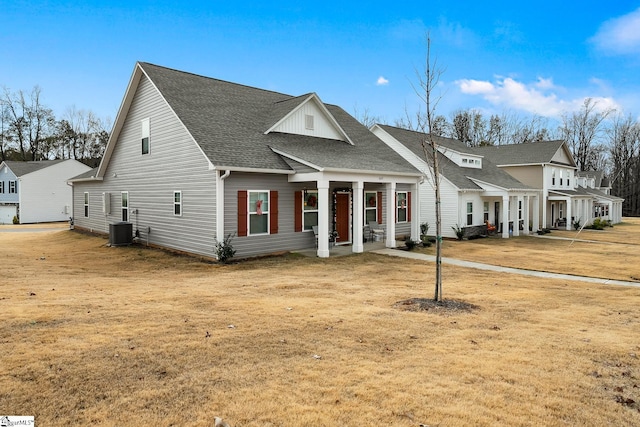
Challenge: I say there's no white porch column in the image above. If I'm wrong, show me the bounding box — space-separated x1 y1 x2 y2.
352 181 364 254
532 195 540 232
522 195 530 235
317 180 330 258
565 197 572 230
215 170 227 242
541 191 548 229
513 195 521 237
385 182 397 248
502 195 510 238
411 182 420 241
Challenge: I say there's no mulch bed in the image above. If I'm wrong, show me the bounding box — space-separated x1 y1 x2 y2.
394 297 479 313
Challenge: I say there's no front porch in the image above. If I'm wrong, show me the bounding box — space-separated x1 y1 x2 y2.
293 239 388 257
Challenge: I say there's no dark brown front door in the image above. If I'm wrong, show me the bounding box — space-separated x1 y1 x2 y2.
335 193 350 243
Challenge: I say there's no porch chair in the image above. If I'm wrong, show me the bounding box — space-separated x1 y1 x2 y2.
368 221 385 242
312 225 319 248
485 220 497 235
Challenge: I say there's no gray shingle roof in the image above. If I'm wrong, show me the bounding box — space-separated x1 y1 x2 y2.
473 140 568 166
378 125 531 190
2 160 65 177
139 63 419 175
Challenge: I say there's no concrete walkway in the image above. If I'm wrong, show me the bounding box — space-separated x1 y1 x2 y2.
372 248 640 288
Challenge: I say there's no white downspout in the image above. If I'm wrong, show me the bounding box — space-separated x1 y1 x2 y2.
216 170 231 247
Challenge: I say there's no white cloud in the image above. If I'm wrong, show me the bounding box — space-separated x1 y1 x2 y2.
456 77 621 118
590 7 640 54
376 76 389 86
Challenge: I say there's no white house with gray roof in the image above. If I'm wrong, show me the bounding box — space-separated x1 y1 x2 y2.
0 159 92 224
474 140 623 229
69 62 422 259
372 124 541 239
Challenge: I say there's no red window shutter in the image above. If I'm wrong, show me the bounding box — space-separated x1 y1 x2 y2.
377 192 383 224
408 192 412 222
294 191 303 232
237 190 247 237
270 190 278 234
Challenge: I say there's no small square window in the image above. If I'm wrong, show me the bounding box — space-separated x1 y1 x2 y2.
305 114 314 130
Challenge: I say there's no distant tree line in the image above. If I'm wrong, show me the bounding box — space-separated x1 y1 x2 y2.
357 98 640 216
1 86 110 167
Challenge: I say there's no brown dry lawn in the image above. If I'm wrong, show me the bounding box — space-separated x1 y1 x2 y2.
1 221 639 426
423 218 640 283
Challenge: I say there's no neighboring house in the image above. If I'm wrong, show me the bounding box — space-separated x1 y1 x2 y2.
576 171 624 224
372 125 541 239
69 62 422 259
474 140 623 229
0 159 92 224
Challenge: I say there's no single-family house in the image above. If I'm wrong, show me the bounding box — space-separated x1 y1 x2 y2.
576 171 624 224
0 159 92 224
474 140 623 229
371 125 541 239
69 62 422 259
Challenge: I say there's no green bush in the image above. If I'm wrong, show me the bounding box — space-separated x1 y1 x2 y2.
590 218 606 230
573 218 582 230
213 233 237 263
12 215 19 224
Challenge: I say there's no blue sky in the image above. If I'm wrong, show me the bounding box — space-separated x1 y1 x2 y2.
3 1 640 127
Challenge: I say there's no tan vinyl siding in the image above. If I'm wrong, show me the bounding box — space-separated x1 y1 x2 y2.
73 75 217 257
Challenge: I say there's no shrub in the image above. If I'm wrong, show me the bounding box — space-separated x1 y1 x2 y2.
573 218 582 230
12 215 19 224
590 218 606 230
420 222 429 236
452 224 464 240
213 233 237 263
404 238 418 251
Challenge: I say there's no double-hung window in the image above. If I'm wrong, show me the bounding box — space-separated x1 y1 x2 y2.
396 191 408 223
141 118 150 155
0 181 4 193
303 190 318 231
9 180 17 194
483 202 489 222
174 191 182 216
249 191 269 235
121 191 129 222
365 191 377 223
466 202 473 226
84 192 89 217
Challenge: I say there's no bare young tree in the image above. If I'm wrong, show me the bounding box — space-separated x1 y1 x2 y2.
411 33 445 301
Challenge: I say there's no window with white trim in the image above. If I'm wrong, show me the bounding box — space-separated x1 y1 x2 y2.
84 192 89 217
0 181 4 193
551 168 556 186
121 191 129 222
303 190 318 231
466 202 473 226
365 191 377 223
141 118 150 155
483 202 489 222
518 200 523 220
396 191 408 223
249 191 269 235
9 180 17 193
174 191 182 216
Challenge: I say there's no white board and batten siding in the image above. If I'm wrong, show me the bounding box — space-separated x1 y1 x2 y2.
73 74 218 258
271 99 344 141
20 160 92 223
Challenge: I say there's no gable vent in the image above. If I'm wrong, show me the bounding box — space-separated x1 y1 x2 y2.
305 114 314 130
